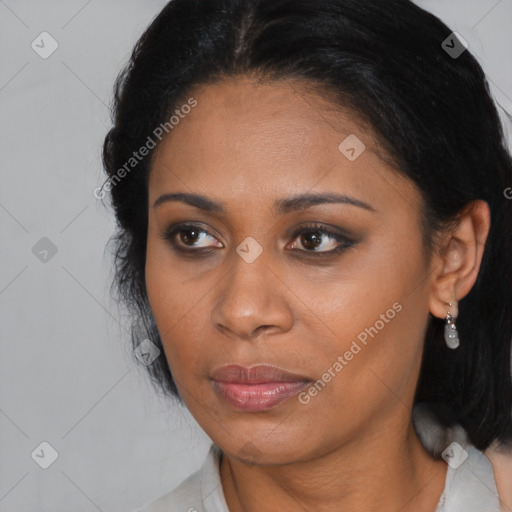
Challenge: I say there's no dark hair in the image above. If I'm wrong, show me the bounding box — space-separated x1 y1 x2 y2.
101 0 512 451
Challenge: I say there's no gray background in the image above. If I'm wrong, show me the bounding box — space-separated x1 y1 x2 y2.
1 1 511 511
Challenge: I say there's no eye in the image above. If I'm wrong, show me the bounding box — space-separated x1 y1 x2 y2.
161 223 223 252
160 222 356 257
287 223 356 255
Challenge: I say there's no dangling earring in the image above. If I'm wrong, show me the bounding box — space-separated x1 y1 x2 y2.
444 301 460 349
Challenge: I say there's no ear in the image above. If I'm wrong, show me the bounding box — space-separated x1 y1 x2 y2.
428 199 491 320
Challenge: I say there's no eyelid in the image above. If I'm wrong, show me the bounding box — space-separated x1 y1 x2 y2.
160 222 224 249
285 223 356 254
160 221 356 255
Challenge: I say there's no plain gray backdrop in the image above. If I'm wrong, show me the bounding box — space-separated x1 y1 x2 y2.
1 1 511 511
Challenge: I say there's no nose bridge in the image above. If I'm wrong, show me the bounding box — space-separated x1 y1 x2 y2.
211 247 292 340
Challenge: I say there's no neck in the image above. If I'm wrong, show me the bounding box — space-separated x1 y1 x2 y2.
219 415 448 512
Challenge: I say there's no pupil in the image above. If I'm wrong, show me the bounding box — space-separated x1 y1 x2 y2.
181 229 199 245
302 232 321 249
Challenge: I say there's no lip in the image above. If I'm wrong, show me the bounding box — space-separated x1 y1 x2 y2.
210 364 311 411
211 363 310 383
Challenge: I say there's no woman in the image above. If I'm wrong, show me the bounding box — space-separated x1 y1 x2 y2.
100 0 512 510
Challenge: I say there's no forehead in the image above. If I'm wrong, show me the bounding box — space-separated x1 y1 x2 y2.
148 75 418 212
152 75 375 167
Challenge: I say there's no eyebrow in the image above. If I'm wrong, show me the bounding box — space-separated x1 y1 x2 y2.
152 192 376 214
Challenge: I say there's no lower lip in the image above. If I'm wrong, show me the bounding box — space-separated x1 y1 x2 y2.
212 380 309 411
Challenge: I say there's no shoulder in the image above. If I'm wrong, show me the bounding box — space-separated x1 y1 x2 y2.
136 444 224 512
136 469 203 512
413 402 511 512
439 443 502 511
485 441 512 512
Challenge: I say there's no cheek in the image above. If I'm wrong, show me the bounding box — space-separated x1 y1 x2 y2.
145 227 209 324
145 239 208 380
144 215 428 405
302 228 421 337
299 233 427 396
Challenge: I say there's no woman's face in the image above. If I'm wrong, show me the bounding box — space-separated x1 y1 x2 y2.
145 76 437 464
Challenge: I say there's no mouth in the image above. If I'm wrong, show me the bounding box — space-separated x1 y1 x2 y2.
210 364 312 411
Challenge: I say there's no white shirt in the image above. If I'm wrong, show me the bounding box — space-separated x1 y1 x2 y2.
137 405 502 512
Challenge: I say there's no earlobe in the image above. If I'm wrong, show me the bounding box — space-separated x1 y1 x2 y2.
427 236 464 321
427 199 491 321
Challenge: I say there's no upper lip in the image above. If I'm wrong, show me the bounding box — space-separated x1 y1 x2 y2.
210 364 311 384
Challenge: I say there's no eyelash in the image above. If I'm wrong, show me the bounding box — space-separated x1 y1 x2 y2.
160 222 356 258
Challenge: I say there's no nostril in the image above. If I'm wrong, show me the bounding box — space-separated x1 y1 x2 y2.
256 325 278 336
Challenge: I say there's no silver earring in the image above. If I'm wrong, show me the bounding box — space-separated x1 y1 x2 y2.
444 302 460 349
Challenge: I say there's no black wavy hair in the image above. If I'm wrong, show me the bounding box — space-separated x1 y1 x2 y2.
101 0 512 451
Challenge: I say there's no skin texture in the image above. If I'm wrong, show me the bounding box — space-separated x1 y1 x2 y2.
486 442 512 511
145 76 491 512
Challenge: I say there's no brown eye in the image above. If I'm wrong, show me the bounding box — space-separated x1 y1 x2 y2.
179 227 203 246
297 231 329 251
289 224 355 254
161 223 223 250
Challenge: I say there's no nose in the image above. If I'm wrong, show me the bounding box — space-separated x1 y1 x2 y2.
210 254 294 341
